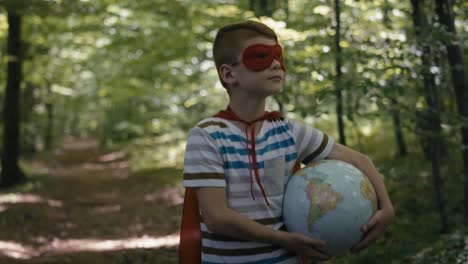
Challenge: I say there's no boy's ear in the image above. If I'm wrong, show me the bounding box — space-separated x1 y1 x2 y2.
219 64 237 86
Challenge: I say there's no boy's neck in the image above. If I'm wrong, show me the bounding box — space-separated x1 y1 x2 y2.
228 98 266 122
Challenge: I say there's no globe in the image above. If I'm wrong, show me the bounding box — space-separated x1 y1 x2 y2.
282 159 378 256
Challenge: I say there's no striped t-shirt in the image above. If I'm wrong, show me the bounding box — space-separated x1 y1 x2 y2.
183 116 334 264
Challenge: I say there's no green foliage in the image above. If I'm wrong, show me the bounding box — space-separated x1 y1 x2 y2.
0 0 465 150
409 230 468 264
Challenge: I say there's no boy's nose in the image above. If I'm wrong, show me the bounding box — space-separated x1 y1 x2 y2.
270 58 282 69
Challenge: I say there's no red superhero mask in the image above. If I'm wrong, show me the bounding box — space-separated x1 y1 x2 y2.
240 44 286 72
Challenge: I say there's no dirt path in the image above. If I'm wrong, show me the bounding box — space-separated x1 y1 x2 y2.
0 138 183 263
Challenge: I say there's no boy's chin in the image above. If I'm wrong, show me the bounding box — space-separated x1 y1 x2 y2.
257 86 282 97
249 88 282 99
269 85 283 95
239 84 283 97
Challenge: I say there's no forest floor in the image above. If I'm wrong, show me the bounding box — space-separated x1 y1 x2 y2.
0 137 183 264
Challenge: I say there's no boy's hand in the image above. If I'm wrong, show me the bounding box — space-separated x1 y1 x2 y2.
351 207 395 253
278 231 333 261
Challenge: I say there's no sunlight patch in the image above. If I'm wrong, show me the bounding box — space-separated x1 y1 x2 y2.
43 234 180 253
0 194 63 207
92 204 122 214
144 187 183 205
0 241 38 259
97 151 127 162
0 234 180 260
82 161 129 171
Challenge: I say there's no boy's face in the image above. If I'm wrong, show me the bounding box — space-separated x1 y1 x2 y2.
225 36 285 97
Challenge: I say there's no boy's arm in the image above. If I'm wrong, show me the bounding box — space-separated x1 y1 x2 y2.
196 187 332 260
326 143 395 252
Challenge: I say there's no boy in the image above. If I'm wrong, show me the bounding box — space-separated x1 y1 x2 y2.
182 20 394 263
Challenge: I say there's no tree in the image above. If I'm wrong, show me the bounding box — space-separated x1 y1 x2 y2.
249 0 286 17
1 11 26 187
434 0 468 226
45 82 53 150
410 0 448 233
334 0 346 145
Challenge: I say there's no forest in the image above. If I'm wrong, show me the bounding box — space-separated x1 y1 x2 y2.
0 0 467 263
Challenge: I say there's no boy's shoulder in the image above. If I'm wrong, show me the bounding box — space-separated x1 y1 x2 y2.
191 117 231 131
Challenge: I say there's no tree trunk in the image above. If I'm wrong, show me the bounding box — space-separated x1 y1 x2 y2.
21 83 37 156
250 0 273 17
1 13 25 187
435 0 468 226
45 83 54 150
383 0 408 157
390 98 408 156
334 0 346 145
259 0 268 16
411 0 449 233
